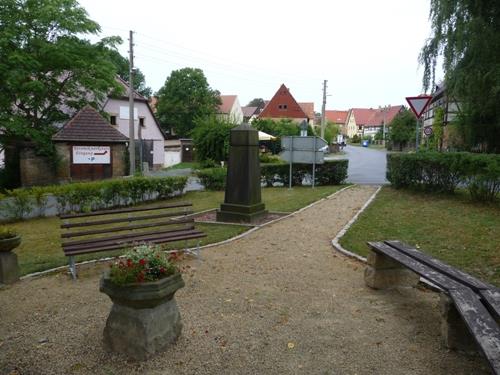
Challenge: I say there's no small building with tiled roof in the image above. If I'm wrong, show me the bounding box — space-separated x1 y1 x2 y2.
258 84 313 125
52 106 129 181
325 110 348 134
218 95 243 124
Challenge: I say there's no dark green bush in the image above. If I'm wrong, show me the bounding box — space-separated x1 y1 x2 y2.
261 160 349 187
196 168 227 191
387 152 500 201
0 176 188 219
192 117 234 162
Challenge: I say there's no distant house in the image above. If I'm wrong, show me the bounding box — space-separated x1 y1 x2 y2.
258 84 314 125
241 106 259 123
422 83 460 147
218 95 243 124
103 77 165 170
325 110 349 135
346 106 404 139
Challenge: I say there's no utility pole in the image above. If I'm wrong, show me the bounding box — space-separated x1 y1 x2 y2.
128 30 135 175
382 105 389 148
320 80 327 139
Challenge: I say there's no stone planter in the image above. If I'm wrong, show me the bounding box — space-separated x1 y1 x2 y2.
0 235 21 284
0 235 21 252
99 272 185 360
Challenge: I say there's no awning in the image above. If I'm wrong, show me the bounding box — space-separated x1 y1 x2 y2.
258 131 277 141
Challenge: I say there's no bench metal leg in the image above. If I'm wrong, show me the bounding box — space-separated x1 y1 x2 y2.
69 256 77 280
364 250 419 289
439 293 476 352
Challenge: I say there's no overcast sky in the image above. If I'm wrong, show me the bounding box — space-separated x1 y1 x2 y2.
79 0 440 111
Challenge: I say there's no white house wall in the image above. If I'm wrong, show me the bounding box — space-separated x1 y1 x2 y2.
104 98 165 168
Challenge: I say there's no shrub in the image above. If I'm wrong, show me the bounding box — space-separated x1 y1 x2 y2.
260 160 349 187
196 168 227 191
0 176 188 220
198 158 220 169
192 117 234 162
351 134 361 143
386 152 500 201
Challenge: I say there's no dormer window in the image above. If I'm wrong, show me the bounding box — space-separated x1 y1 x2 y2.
110 115 117 125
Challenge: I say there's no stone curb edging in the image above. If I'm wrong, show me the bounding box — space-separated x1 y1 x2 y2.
21 185 355 281
330 185 382 262
330 186 443 292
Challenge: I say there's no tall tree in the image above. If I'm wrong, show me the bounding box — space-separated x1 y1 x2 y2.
0 0 120 158
420 0 500 152
246 98 265 109
156 68 221 137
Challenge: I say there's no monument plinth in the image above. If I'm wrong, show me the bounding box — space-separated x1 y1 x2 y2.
216 123 267 223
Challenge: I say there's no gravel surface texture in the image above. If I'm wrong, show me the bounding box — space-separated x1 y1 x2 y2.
0 185 489 375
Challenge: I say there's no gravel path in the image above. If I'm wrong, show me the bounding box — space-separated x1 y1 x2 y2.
0 185 489 374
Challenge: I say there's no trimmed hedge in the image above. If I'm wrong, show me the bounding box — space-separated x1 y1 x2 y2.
196 160 349 190
196 168 227 191
0 176 188 220
387 152 500 201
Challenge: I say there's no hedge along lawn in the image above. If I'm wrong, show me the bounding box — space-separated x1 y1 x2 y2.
339 187 500 286
5 185 345 276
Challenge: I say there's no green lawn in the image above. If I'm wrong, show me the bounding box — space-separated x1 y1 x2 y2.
340 187 500 286
5 185 344 276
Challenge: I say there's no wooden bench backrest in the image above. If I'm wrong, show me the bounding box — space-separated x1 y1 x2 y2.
60 202 194 255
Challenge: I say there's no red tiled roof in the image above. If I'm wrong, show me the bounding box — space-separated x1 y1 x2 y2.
259 84 308 120
325 110 348 124
53 106 129 143
218 95 237 114
351 106 403 127
115 76 147 101
298 102 315 120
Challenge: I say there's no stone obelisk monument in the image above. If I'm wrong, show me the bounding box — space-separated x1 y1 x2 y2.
216 123 267 223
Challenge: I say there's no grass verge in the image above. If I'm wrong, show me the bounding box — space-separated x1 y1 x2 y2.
6 185 345 276
339 187 500 286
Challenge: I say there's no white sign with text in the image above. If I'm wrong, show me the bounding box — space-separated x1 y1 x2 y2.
73 146 111 164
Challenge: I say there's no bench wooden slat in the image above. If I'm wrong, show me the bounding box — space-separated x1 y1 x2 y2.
64 231 206 256
384 240 495 291
63 227 198 252
480 289 500 321
449 288 500 375
60 210 192 228
59 202 192 219
367 242 465 291
62 224 194 248
61 217 193 238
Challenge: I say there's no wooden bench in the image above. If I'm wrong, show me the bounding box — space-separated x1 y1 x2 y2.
59 202 206 279
365 240 500 375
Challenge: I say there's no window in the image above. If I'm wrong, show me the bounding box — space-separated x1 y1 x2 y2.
278 104 288 110
110 115 117 125
139 117 145 127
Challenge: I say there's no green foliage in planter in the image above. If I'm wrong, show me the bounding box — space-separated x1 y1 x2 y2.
109 245 177 285
196 168 227 191
0 227 17 240
386 152 500 201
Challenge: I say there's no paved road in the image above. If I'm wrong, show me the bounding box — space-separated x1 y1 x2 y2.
327 145 388 185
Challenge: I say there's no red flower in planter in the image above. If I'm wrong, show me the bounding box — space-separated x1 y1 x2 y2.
139 258 146 266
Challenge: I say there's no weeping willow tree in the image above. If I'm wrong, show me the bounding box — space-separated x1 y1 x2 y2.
419 0 500 153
